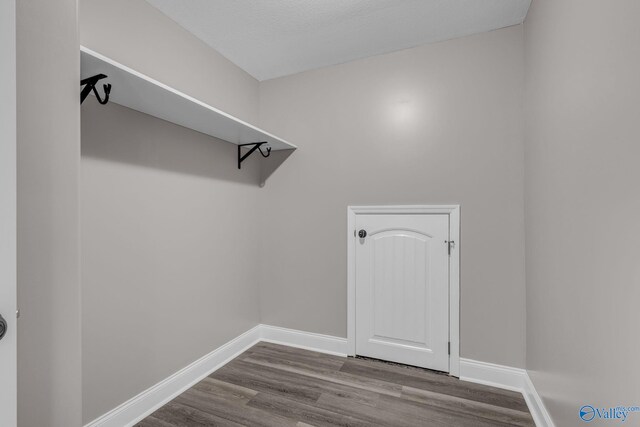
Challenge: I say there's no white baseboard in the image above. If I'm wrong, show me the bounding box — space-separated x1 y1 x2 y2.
522 374 556 427
85 326 553 427
460 357 527 392
460 358 554 427
259 324 348 357
84 324 347 427
84 325 262 427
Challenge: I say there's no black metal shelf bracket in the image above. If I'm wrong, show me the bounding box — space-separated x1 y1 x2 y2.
81 74 111 105
238 142 271 169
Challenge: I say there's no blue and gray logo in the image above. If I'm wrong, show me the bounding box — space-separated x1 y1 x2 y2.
580 406 597 422
580 405 640 423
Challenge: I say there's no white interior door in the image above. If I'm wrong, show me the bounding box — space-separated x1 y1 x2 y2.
0 0 18 425
355 214 449 372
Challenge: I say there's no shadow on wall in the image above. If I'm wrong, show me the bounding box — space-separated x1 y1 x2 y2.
81 100 263 185
261 148 295 185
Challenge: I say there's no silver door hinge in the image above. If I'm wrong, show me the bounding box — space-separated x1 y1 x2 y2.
446 240 455 256
448 341 451 355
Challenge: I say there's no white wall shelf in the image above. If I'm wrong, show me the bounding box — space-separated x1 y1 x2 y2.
80 46 297 154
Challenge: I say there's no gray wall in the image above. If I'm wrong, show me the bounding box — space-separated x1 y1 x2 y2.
19 1 640 424
79 0 263 423
16 0 82 426
524 0 640 425
80 0 259 123
81 102 262 423
0 1 17 425
258 26 527 368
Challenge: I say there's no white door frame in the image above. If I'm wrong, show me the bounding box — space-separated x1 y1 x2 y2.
0 0 17 424
347 205 460 377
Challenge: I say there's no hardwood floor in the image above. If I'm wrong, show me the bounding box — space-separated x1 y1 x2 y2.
136 343 535 426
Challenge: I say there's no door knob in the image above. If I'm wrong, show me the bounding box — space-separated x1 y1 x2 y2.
0 314 6 341
358 229 367 238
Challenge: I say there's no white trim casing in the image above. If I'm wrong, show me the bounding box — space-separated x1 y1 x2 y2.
84 326 263 427
84 326 552 427
460 358 526 392
460 358 554 427
347 205 461 377
84 325 347 427
523 375 556 427
260 324 348 356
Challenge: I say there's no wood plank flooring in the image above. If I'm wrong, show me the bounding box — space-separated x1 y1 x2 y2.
136 343 535 426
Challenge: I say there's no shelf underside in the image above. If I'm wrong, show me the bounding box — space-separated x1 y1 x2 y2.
80 47 296 151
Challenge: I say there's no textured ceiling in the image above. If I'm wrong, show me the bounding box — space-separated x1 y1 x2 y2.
145 0 531 81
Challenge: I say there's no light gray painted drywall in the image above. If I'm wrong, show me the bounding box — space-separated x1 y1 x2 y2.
16 0 82 426
79 0 263 422
524 0 640 424
0 1 17 425
80 0 259 123
81 102 262 423
258 26 527 368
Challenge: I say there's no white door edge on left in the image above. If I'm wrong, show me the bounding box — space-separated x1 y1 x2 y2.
346 205 460 377
0 0 18 425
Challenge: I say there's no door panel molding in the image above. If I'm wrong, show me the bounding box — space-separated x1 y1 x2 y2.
347 205 460 377
368 228 433 237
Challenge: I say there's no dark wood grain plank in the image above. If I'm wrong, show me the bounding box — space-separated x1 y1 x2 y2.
137 342 535 427
246 392 375 427
239 349 345 375
146 401 244 427
244 342 346 370
232 357 383 407
402 385 535 426
176 387 297 427
376 393 522 427
235 357 392 407
191 376 257 402
341 356 529 412
241 353 402 397
315 392 421 427
211 362 321 404
134 415 176 427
